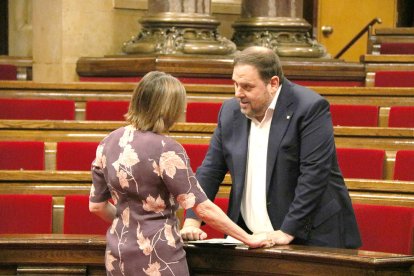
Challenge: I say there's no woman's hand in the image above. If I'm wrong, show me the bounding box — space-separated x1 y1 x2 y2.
245 232 274 248
180 225 207 241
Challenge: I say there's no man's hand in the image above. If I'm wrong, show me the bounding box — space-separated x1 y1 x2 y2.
180 218 206 241
267 230 294 245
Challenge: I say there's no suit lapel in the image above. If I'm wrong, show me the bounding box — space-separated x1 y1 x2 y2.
266 80 295 192
231 108 250 196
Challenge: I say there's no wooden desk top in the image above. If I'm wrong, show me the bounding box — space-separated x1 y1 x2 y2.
0 234 413 275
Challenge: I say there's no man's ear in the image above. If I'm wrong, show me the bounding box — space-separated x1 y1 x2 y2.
270 76 280 91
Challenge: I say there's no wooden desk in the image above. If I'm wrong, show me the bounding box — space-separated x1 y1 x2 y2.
0 234 413 275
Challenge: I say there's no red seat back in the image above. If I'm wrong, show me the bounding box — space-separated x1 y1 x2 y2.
186 102 222 123
63 195 111 235
380 43 414 55
0 194 53 234
394 150 414 181
353 203 414 255
336 148 385 179
85 100 129 121
0 141 44 170
330 104 379 127
200 198 229 239
56 141 99 171
375 71 414 87
0 64 17 80
0 98 75 120
388 106 414 128
182 144 209 172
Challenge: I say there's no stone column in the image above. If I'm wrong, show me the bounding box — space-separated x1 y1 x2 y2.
122 0 236 55
232 0 327 58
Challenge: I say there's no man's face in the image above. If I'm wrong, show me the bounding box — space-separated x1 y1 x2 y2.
232 64 279 121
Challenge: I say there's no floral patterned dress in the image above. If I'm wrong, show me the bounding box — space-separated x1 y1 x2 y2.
90 125 208 276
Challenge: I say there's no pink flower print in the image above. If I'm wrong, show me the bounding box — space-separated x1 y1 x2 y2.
110 217 118 234
177 193 196 209
137 227 153 256
143 195 166 213
117 170 129 189
119 125 135 147
89 184 96 198
93 144 106 168
110 190 119 205
121 207 130 228
159 151 187 178
143 262 161 276
105 250 117 272
164 223 176 248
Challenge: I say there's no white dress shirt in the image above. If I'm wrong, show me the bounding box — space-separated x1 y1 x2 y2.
240 85 282 233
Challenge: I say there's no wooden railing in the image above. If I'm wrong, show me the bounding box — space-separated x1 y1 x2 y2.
1 234 413 275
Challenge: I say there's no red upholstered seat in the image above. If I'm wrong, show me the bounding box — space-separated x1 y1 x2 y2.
0 194 53 234
0 64 17 80
182 144 209 172
0 98 75 120
353 203 414 255
374 71 414 87
85 100 129 121
56 141 99 171
379 43 414 55
336 148 385 179
0 141 44 170
63 195 111 235
393 150 414 181
330 104 379 127
200 197 229 239
388 106 414 128
186 102 222 123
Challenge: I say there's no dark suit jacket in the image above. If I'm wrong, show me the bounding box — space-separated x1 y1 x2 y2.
187 78 361 249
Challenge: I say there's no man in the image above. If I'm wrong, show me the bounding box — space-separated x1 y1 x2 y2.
182 46 361 248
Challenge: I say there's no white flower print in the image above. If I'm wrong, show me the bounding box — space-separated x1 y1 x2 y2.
117 169 129 189
93 144 106 168
121 207 130 228
159 151 187 178
152 160 161 177
89 184 96 198
110 217 119 234
105 250 117 272
119 125 135 147
143 195 166 213
164 223 176 248
137 224 153 256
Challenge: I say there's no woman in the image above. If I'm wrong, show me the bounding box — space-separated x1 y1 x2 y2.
89 71 270 276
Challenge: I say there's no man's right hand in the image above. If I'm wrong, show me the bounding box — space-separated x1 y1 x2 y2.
180 218 206 240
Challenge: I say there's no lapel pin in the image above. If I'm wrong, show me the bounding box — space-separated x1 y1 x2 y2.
286 115 291 119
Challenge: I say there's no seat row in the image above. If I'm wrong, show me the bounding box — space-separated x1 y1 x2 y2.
1 98 414 127
1 193 413 256
1 140 414 181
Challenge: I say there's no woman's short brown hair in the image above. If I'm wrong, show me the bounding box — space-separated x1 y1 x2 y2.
126 71 186 133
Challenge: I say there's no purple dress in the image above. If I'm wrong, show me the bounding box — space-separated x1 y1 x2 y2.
90 125 208 276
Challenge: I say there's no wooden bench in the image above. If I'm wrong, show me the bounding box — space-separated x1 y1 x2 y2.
0 120 413 178
0 56 32 80
1 234 413 275
367 27 414 55
2 81 414 125
1 170 414 233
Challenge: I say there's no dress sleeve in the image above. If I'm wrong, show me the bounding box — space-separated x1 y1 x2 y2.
90 142 111 203
159 139 208 210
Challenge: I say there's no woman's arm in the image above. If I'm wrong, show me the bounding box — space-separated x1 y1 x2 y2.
89 201 116 223
191 199 270 248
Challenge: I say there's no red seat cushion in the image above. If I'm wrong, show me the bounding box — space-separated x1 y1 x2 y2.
336 148 385 179
182 144 209 172
375 71 414 87
56 141 99 171
0 98 75 120
0 194 53 234
186 102 222 123
200 198 229 239
393 150 414 181
85 100 129 121
353 203 414 254
0 64 17 80
388 106 414 128
380 43 414 55
63 195 111 235
0 141 44 170
330 104 379 127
